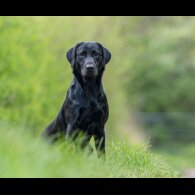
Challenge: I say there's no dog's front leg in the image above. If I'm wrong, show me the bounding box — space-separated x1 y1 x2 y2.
65 124 78 139
66 125 93 154
94 129 105 158
81 133 93 154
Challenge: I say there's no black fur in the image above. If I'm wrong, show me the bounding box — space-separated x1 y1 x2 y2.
42 42 111 156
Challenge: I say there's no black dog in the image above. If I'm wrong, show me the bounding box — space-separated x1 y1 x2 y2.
42 42 111 156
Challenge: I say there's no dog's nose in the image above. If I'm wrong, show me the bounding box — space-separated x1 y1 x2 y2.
86 63 95 71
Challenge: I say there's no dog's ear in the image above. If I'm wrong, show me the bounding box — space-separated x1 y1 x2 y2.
66 42 83 67
66 47 74 65
103 47 111 65
97 43 111 65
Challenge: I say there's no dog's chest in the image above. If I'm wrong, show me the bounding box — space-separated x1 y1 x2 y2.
78 99 105 126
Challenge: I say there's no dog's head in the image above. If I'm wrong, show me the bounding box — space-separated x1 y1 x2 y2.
66 42 111 81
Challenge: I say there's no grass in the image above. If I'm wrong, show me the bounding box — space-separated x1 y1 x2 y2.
0 121 177 178
155 144 195 175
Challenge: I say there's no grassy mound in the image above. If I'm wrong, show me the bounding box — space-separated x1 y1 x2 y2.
0 121 177 177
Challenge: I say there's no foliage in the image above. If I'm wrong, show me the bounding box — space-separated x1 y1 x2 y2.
124 16 195 112
119 16 195 145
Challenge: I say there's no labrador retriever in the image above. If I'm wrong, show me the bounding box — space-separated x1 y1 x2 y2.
42 42 111 156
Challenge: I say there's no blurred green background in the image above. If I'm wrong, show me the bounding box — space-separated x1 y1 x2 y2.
0 16 195 177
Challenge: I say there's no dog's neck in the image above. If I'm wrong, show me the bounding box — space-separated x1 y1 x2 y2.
73 76 103 98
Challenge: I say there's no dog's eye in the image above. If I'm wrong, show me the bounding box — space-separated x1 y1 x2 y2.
94 53 99 57
79 53 85 58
